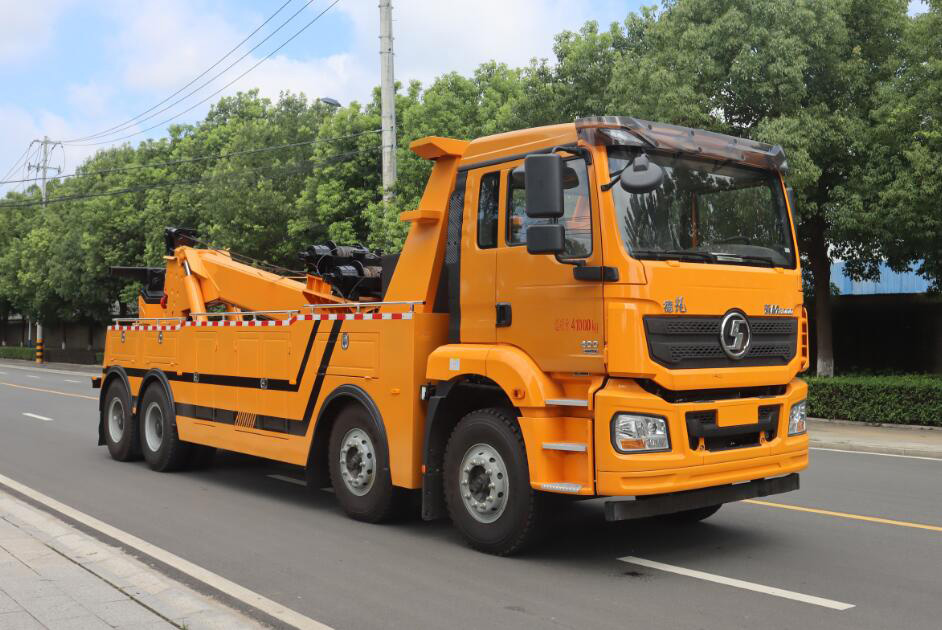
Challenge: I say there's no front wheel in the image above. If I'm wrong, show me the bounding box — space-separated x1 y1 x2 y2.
444 408 545 555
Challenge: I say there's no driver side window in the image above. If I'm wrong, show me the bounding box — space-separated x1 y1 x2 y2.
505 158 593 258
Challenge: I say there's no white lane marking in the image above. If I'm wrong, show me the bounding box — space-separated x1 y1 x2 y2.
268 474 306 486
618 556 855 611
811 446 941 462
25 375 40 379
268 474 334 492
0 473 333 629
64 379 81 383
0 371 6 375
22 413 53 422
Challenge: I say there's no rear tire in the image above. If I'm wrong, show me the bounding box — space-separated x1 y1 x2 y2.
659 504 722 524
328 405 398 522
444 408 544 556
102 380 140 462
139 384 191 472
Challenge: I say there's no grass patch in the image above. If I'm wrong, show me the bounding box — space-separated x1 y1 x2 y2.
0 346 36 361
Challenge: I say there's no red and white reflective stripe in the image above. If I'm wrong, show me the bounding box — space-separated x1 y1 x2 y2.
110 311 413 331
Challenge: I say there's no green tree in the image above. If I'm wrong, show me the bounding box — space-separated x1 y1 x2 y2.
598 0 910 375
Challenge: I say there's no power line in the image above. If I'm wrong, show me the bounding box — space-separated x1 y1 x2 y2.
64 0 325 146
62 0 298 144
66 0 343 148
1 146 32 184
0 144 384 209
0 129 381 185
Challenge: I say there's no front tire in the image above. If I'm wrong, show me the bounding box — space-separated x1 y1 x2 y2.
328 405 398 522
102 380 140 461
139 384 191 472
444 408 544 555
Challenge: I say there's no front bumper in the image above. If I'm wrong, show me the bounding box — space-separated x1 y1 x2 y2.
604 473 799 521
595 377 808 497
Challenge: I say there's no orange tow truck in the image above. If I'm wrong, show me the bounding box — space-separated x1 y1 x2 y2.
95 117 809 554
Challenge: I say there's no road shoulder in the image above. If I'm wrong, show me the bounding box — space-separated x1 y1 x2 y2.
809 418 942 459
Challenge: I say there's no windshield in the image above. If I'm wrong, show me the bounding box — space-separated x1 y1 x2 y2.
608 147 796 268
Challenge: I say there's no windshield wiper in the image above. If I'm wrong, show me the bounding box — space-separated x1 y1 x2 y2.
710 252 776 267
632 249 716 263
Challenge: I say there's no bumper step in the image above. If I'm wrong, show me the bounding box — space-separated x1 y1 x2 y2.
604 473 800 521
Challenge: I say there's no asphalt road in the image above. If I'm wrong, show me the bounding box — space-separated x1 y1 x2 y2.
0 360 940 630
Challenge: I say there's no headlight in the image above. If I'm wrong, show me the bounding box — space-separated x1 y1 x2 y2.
789 400 807 435
611 413 670 453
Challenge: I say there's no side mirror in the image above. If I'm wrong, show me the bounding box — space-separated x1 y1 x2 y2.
619 154 664 194
526 224 565 255
524 154 564 218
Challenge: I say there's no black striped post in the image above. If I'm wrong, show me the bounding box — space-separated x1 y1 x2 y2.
34 339 43 363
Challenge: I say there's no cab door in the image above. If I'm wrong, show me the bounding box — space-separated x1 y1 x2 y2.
495 155 605 373
458 167 502 343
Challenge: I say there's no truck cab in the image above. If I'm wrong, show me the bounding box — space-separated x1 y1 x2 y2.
418 116 807 547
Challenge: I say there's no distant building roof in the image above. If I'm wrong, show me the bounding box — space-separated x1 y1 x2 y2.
831 261 930 295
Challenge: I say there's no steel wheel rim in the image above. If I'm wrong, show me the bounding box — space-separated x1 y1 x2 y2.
107 397 125 444
459 443 509 523
339 428 376 496
144 402 164 453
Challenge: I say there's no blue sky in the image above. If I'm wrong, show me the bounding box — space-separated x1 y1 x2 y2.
0 0 930 195
0 0 639 194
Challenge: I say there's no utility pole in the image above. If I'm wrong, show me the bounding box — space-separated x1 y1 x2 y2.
27 136 62 363
379 0 396 202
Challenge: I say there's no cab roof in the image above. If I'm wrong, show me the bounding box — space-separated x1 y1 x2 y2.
411 117 788 174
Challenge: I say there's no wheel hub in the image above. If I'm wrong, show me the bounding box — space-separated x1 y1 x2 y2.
459 444 508 523
144 402 164 452
107 397 125 443
339 428 375 496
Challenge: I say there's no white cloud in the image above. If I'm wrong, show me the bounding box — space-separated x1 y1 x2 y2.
67 81 115 118
110 0 244 93
0 0 75 64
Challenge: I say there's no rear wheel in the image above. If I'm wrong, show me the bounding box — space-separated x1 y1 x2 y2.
139 384 191 472
659 504 722 524
444 408 545 555
328 405 398 522
102 380 140 461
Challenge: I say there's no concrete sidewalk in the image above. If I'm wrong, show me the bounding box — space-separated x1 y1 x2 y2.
0 489 264 630
809 418 942 459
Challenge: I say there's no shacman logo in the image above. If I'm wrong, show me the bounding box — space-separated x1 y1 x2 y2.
719 311 751 360
764 304 794 315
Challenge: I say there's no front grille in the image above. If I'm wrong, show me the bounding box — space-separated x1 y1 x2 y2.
644 315 797 369
685 405 780 452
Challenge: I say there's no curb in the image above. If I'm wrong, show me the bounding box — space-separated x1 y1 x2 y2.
809 439 942 460
809 417 942 433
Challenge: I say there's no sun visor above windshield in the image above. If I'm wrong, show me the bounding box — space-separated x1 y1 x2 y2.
576 116 788 174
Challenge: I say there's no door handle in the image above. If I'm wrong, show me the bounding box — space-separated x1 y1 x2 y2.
573 265 619 281
495 303 512 327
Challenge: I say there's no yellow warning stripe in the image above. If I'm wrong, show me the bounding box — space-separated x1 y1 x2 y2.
745 499 942 533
